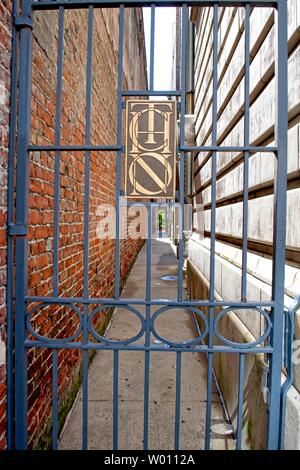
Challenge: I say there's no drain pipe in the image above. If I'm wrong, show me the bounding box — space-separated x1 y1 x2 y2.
185 21 195 206
182 21 195 260
175 20 195 258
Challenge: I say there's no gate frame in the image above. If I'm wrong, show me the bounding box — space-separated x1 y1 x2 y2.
7 0 288 450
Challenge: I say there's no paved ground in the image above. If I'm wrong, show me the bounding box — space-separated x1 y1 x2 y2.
59 238 235 450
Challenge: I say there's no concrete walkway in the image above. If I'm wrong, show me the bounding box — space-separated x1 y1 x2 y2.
59 238 234 450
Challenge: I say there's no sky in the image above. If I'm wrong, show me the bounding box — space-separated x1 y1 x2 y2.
143 7 177 93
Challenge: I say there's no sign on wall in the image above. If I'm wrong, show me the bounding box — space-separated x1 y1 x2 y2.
125 100 177 199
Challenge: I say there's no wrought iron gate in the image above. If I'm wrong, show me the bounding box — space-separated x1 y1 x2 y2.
8 0 288 450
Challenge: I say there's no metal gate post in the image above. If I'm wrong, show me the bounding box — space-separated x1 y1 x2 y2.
14 0 33 450
267 0 288 450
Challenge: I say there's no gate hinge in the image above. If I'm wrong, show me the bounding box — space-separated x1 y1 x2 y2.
14 15 33 30
8 223 28 236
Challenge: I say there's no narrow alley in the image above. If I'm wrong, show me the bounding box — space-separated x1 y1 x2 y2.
59 238 234 450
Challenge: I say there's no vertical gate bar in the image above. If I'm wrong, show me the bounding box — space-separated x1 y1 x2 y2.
178 4 188 301
236 353 245 450
241 3 250 302
53 6 65 297
267 0 288 450
146 205 152 302
113 349 119 450
14 0 32 450
143 205 152 450
82 5 94 450
143 346 150 450
174 351 182 450
178 147 185 302
52 349 59 450
82 340 88 449
83 4 94 298
6 0 19 449
205 3 218 451
209 2 218 317
149 4 155 90
114 4 125 300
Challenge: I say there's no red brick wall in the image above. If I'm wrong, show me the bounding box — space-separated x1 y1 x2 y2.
0 0 13 451
1 6 147 448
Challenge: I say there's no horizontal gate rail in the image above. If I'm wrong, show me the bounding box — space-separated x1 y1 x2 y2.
26 144 279 152
24 296 276 307
23 340 274 354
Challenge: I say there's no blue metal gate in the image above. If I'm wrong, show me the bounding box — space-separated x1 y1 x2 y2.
7 0 288 450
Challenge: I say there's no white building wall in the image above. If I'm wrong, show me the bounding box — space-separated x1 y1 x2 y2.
188 1 300 449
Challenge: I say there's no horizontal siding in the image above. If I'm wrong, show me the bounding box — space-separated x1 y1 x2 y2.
192 0 300 251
